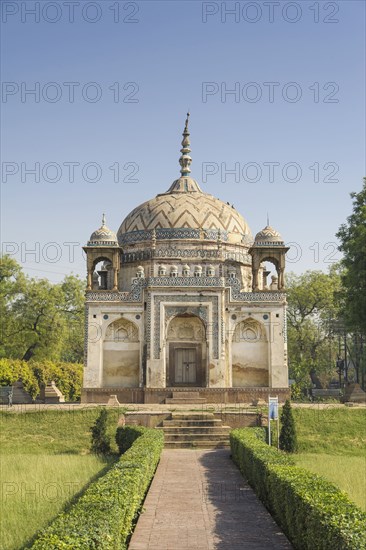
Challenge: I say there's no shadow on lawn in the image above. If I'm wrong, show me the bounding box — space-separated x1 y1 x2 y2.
22 453 119 549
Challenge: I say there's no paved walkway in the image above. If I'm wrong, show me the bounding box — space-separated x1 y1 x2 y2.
129 449 292 550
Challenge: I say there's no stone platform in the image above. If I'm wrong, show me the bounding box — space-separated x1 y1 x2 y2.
81 386 290 404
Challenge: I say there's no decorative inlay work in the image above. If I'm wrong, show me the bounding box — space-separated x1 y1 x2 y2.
224 250 252 263
120 247 252 266
87 241 119 247
156 228 200 240
85 279 146 303
165 306 208 327
145 291 152 360
150 295 219 360
122 250 151 263
283 306 287 343
84 304 89 367
119 227 231 245
119 230 151 244
147 276 224 287
226 278 286 302
155 247 220 259
251 241 285 247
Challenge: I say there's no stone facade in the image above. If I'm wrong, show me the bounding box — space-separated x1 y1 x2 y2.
81 116 290 403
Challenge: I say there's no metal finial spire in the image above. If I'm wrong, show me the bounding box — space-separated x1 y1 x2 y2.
102 213 106 226
267 213 270 226
179 112 192 176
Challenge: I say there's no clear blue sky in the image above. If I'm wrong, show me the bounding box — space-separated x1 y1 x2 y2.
1 0 365 282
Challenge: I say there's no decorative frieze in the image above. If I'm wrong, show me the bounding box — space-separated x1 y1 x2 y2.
119 227 230 245
226 278 286 302
85 279 146 303
147 276 224 287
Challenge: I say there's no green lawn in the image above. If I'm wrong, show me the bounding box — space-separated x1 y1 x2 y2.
292 407 366 456
292 407 366 511
0 407 123 549
294 453 366 511
0 454 112 550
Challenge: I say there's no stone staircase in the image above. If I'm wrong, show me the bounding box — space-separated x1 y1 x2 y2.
165 391 207 405
158 412 231 449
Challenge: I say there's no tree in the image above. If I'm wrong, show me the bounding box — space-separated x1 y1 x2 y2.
279 400 297 453
336 178 366 333
90 408 111 455
286 268 341 388
0 256 27 358
0 256 85 362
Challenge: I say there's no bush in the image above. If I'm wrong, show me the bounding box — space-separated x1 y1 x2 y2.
230 428 294 505
115 425 146 454
279 399 298 453
0 358 83 401
90 408 111 455
31 427 164 549
230 429 366 550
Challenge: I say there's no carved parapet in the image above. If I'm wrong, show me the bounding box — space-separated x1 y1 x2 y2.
226 278 286 303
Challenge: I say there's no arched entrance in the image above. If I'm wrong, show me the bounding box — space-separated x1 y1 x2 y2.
166 315 206 387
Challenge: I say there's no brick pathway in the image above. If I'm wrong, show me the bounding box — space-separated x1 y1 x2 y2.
129 449 292 550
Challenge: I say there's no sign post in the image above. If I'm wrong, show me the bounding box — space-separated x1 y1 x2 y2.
268 396 279 448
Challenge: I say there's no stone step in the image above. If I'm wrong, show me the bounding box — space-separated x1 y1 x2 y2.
165 398 207 404
164 440 230 449
163 432 230 442
162 419 222 427
171 391 202 398
158 426 231 434
170 413 215 420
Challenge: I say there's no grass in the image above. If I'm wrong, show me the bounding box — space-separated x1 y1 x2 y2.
292 407 366 456
290 407 366 511
0 407 124 455
294 453 366 511
0 454 113 550
0 407 124 549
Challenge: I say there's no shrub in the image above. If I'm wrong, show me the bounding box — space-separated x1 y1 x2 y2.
31 427 164 549
230 428 366 550
115 425 146 454
0 358 83 401
279 399 298 453
230 428 294 505
90 408 111 455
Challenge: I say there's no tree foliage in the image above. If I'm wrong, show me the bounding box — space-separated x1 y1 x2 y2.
336 178 366 333
286 268 341 388
90 408 111 455
279 400 298 453
0 256 85 362
0 358 83 400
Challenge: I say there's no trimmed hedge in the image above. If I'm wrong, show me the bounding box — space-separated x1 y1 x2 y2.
230 428 366 550
31 427 164 549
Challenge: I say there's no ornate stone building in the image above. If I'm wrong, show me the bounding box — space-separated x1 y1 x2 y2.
82 115 290 403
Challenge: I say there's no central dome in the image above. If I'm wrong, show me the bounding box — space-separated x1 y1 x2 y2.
117 176 251 245
117 114 251 246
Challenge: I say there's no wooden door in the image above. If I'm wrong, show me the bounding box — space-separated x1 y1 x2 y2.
174 348 197 384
